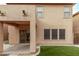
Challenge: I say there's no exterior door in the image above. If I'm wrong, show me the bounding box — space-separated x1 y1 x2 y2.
20 30 30 43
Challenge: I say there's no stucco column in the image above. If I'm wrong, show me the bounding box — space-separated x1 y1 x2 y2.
3 24 8 41
8 25 19 44
30 21 36 53
0 23 3 53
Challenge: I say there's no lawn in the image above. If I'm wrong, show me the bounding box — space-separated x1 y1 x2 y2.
38 46 79 56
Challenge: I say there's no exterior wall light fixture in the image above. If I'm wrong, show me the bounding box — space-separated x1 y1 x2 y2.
0 10 5 16
22 10 28 16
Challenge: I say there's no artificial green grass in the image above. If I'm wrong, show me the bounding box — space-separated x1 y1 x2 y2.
38 46 79 56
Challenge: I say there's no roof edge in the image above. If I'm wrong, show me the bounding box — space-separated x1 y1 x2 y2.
73 11 79 17
6 3 76 5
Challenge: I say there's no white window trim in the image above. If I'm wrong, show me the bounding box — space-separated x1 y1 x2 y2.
58 29 59 40
50 29 52 40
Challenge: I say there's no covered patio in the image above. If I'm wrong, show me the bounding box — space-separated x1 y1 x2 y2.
0 20 36 55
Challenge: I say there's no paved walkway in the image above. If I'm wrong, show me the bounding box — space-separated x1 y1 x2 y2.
2 44 40 56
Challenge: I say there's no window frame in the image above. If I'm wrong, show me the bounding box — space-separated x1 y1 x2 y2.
64 6 71 19
44 29 50 40
52 29 58 40
44 28 66 40
59 29 65 39
36 6 44 18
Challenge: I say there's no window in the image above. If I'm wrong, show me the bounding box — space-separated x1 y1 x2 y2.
44 29 50 39
59 29 65 39
36 6 44 18
44 29 65 40
64 6 71 19
52 29 58 39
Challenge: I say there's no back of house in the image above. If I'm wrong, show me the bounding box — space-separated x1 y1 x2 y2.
0 3 74 54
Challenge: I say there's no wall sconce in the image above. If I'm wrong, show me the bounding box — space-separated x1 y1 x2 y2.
22 10 28 16
0 10 5 16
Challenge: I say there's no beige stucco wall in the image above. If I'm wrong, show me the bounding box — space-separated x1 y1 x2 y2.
0 4 73 46
36 5 73 45
73 15 79 33
0 23 3 52
0 5 36 21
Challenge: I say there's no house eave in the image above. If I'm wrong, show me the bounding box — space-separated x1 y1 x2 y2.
6 3 76 5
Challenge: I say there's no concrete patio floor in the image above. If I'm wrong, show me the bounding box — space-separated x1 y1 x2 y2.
3 43 30 56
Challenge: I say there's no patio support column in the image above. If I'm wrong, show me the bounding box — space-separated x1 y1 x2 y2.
0 23 3 53
8 25 19 44
30 21 36 53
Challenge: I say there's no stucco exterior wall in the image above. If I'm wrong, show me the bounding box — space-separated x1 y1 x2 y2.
73 15 79 33
0 23 3 52
36 5 73 45
0 5 36 21
0 4 73 46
